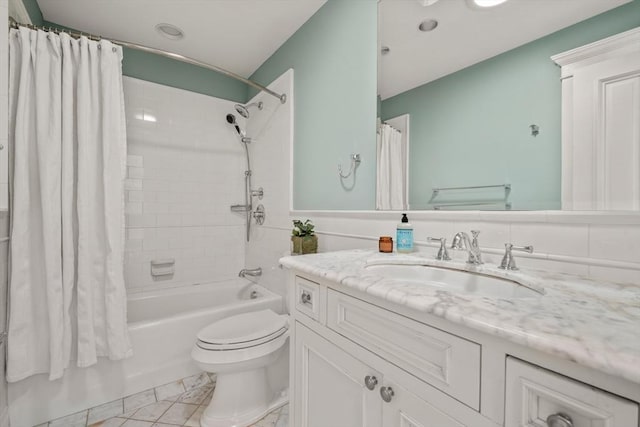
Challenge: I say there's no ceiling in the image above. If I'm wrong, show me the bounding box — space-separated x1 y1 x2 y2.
36 0 327 78
36 0 631 99
379 0 631 100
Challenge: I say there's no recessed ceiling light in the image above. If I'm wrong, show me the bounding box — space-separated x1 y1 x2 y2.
468 0 509 8
155 23 184 40
418 19 438 32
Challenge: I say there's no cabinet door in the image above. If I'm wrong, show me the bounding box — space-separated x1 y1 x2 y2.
381 380 467 427
563 44 640 210
505 357 639 427
294 322 382 427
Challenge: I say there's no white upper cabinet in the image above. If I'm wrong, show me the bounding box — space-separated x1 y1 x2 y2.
553 27 640 211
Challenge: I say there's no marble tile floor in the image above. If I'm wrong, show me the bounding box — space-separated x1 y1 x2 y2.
36 372 288 427
89 395 288 427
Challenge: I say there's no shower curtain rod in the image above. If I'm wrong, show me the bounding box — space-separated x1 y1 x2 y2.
8 17 287 104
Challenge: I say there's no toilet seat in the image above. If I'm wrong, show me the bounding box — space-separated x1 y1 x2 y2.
196 309 289 351
196 327 288 351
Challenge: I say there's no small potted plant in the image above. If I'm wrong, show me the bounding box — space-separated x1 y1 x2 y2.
291 219 318 255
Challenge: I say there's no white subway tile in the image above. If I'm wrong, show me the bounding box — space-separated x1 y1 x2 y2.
126 154 144 167
127 166 144 179
124 178 142 191
143 191 157 202
144 179 171 192
126 214 156 228
125 239 143 252
156 214 182 227
156 192 182 204
589 225 640 263
127 228 145 240
125 202 143 215
128 190 144 202
143 238 168 251
144 202 169 214
510 223 589 257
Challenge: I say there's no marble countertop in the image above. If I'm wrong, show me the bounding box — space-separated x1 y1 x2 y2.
280 249 640 384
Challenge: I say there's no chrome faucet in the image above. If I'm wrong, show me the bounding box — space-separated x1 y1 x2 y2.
451 230 483 265
239 267 262 278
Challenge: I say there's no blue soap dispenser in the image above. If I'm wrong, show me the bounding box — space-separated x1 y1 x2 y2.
396 213 413 253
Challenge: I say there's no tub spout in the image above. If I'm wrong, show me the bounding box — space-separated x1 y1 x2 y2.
239 267 262 278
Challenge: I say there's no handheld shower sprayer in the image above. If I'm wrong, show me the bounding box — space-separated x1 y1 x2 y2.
226 113 251 143
226 113 243 136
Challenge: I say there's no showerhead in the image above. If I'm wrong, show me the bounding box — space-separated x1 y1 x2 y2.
234 101 263 119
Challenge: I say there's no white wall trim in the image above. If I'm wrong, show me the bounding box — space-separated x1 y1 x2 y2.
281 227 640 273
290 209 640 225
8 0 31 24
551 25 640 78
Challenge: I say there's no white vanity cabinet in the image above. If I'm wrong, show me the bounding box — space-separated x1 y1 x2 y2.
295 322 479 427
291 275 497 427
288 272 640 427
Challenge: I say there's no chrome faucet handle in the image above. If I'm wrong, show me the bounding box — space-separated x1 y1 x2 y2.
470 230 480 245
427 237 451 261
499 243 533 271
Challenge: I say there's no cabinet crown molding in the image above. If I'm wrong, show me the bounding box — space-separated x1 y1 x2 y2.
551 26 640 78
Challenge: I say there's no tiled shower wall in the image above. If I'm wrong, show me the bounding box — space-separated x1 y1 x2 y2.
123 77 247 292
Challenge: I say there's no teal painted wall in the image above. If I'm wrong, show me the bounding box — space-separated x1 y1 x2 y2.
22 2 247 101
250 0 378 210
22 0 43 25
382 0 640 211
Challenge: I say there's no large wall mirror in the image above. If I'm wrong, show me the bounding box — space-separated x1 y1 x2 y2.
376 0 639 211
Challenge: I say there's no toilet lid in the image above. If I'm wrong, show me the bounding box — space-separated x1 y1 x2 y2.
197 309 288 346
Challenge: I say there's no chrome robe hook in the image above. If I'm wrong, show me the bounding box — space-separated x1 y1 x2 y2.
338 154 361 179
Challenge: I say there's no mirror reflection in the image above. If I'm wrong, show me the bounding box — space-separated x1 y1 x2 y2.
376 0 637 211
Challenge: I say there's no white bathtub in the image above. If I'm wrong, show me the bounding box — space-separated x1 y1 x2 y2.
8 280 284 427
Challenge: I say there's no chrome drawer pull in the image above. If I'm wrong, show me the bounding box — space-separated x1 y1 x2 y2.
547 413 573 427
300 290 312 305
380 386 394 403
364 375 378 391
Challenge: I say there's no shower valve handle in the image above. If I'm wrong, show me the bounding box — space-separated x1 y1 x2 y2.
251 187 264 200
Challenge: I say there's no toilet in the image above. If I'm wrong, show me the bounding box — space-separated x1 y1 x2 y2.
191 309 290 427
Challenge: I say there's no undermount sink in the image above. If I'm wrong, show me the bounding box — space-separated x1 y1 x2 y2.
364 263 543 299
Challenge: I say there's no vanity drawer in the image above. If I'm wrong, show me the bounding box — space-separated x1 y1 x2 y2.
505 357 639 427
327 289 481 410
294 276 321 322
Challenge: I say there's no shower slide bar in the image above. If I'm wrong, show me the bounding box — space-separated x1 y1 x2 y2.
8 17 287 104
431 183 511 197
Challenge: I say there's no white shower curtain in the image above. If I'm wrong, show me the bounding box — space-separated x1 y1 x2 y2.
376 123 407 210
7 27 132 382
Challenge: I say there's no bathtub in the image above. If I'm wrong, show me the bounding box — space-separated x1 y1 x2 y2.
8 280 284 427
